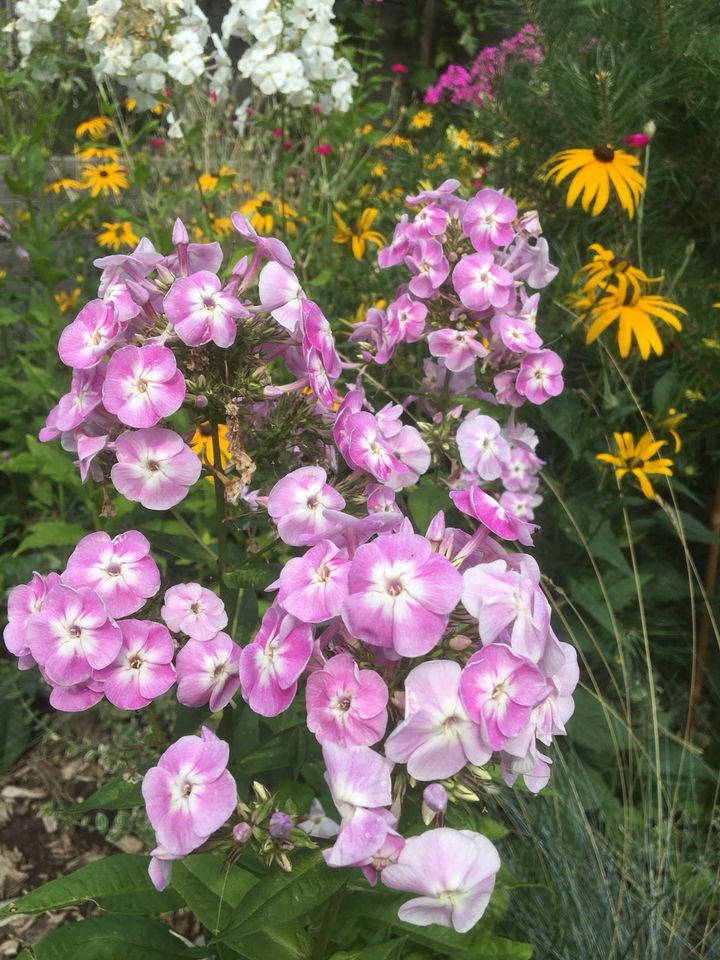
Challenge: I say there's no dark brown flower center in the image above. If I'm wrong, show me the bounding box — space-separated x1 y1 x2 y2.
609 256 630 271
593 145 615 163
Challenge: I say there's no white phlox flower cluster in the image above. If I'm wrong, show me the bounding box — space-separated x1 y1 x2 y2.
222 0 357 112
3 0 74 79
85 0 211 109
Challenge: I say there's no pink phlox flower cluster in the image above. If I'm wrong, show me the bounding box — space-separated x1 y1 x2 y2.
425 24 543 106
363 181 562 410
40 213 344 511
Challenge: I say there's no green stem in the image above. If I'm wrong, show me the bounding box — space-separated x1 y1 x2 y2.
311 880 347 960
211 422 229 602
636 142 651 271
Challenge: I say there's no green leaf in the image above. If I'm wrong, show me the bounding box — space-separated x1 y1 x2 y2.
407 477 449 532
217 852 350 942
540 392 585 458
14 521 88 556
146 531 216 564
226 923 310 960
330 942 406 960
0 854 182 919
224 560 280 590
25 914 210 959
0 664 35 773
56 777 143 817
170 854 258 932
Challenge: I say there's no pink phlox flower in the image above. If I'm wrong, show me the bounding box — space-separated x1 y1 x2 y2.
350 306 396 364
499 490 542 521
452 252 515 312
367 484 400 516
161 582 228 641
306 652 388 746
344 411 408 483
378 215 411 269
427 327 488 373
148 847 182 892
386 294 427 344
406 179 464 217
456 412 511 481
4 572 62 659
515 349 564 405
26 584 122 687
258 261 305 334
62 530 160 618
50 366 106 434
238 603 313 716
360 828 405 886
450 485 537 545
405 238 450 299
462 558 550 661
490 311 543 353
341 532 463 657
407 203 449 240
111 428 201 509
102 280 142 326
58 299 123 369
384 660 491 779
462 189 517 252
459 643 549 750
422 358 476 396
272 540 349 623
46 675 104 712
94 618 176 710
231 211 294 274
320 506 405 555
164 270 248 348
142 726 237 863
302 301 341 378
500 743 552 794
501 444 542 492
322 742 394 867
493 368 524 407
375 402 404 440
95 238 163 304
102 344 186 428
384 424 431 491
299 798 340 839
532 640 578 744
267 466 345 547
381 828 500 932
502 235 558 289
160 241 223 278
175 631 242 712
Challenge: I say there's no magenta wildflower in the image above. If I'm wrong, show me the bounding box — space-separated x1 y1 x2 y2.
267 466 345 547
462 189 517 251
452 253 515 312
164 271 247 347
238 604 313 716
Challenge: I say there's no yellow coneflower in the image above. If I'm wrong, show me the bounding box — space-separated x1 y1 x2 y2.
411 110 433 129
332 207 385 261
586 284 686 359
579 243 662 301
596 431 673 499
544 146 646 218
240 191 298 235
196 166 238 195
360 123 374 135
97 221 140 251
379 134 414 152
80 162 129 198
447 127 472 150
371 162 387 177
659 408 687 453
77 145 122 162
427 152 446 170
54 288 82 314
190 422 231 482
44 177 84 194
209 215 234 238
76 116 113 140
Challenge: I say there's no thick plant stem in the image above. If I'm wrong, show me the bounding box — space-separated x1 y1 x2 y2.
636 142 651 271
211 422 229 601
686 471 720 739
311 881 347 960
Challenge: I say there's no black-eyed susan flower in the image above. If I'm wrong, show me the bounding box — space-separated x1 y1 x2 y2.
190 422 231 482
77 145 122 162
586 284 686 359
80 162 129 198
544 146 646 218
596 431 673 498
240 191 298 235
97 221 140 250
411 110 433 129
579 243 662 300
332 207 385 261
44 177 84 194
76 116 113 140
54 288 81 314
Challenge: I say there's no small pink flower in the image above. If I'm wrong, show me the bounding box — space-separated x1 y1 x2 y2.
48 366 106 434
142 726 237 865
299 798 340 839
408 203 449 240
386 294 427 344
341 532 463 657
456 412 511 481
111 428 201 510
515 350 564 404
384 660 490 779
381 828 500 933
58 300 122 369
452 252 515 312
62 530 160 618
4 572 62 660
384 424 431 491
450 485 537 545
230 212 294 270
462 188 517 252
391 63 408 73
102 345 186 429
306 653 388 747
26 584 122 687
238 604 313 716
161 583 228 641
164 270 248 347
175 632 242 712
405 238 450 299
47 676 105 713
490 312 543 353
94 619 176 710
623 133 650 148
258 262 305 333
316 143 333 156
345 412 408 483
427 327 488 372
273 540 349 623
459 644 548 750
267 466 345 547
